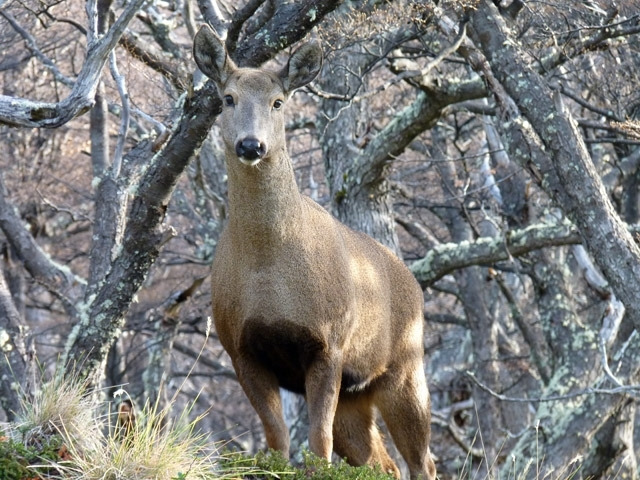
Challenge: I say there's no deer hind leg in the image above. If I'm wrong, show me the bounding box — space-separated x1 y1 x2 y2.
333 394 401 479
374 367 437 480
235 354 290 456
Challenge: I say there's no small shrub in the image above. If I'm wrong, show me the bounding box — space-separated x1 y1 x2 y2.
0 432 68 480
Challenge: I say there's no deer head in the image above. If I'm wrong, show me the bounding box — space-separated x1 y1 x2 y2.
193 25 322 166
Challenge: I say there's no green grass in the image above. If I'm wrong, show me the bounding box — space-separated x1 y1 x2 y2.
1 417 396 480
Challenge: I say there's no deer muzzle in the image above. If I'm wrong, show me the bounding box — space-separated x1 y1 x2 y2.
236 137 266 164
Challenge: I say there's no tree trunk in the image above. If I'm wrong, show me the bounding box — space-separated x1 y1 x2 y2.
318 48 401 255
0 268 27 420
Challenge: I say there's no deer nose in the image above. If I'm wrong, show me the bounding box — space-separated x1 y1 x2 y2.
236 138 265 160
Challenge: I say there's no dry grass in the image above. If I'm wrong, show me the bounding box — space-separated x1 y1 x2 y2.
11 370 95 451
58 393 219 480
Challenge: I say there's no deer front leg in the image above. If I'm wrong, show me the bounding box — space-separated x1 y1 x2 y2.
304 351 342 460
235 355 290 455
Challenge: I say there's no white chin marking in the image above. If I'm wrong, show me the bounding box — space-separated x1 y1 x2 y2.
239 157 262 166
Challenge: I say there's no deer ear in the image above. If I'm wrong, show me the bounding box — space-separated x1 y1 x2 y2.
281 42 323 94
193 25 236 86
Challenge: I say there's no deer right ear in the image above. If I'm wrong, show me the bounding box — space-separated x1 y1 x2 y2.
193 25 235 86
281 42 323 94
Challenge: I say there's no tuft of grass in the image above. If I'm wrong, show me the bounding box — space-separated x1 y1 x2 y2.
58 394 219 480
12 369 96 451
0 322 248 479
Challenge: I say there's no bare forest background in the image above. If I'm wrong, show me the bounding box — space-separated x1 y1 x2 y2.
1 0 640 478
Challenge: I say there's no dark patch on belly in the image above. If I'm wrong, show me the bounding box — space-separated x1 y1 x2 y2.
240 317 326 394
239 317 373 395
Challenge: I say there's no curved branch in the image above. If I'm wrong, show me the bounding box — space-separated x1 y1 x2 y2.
539 13 640 72
466 370 640 403
410 220 580 286
226 0 268 53
233 0 342 66
361 79 485 187
0 174 84 296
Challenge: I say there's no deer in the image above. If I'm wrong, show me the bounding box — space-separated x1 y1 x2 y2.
193 24 436 480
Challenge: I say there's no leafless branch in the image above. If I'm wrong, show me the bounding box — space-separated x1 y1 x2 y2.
396 218 441 251
172 341 237 380
226 0 268 52
540 13 640 72
0 173 84 297
0 0 146 128
0 10 74 88
560 85 624 122
389 21 467 93
109 50 129 178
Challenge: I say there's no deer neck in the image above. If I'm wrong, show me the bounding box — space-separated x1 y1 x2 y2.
226 149 304 247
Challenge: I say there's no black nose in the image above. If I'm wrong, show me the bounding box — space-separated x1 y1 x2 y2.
236 138 265 160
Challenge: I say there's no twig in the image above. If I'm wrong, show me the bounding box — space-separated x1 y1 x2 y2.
0 10 74 88
398 20 467 87
560 85 623 122
432 399 484 458
466 370 640 403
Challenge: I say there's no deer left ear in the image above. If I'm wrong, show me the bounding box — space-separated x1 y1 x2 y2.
281 42 323 94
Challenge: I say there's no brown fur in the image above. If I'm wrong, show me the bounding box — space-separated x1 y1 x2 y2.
194 25 436 480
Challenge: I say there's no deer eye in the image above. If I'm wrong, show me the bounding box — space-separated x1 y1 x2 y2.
224 95 235 107
273 99 284 110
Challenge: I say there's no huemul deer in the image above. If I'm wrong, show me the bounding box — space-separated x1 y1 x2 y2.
194 24 436 480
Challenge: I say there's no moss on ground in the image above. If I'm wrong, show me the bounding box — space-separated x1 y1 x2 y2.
220 449 396 480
